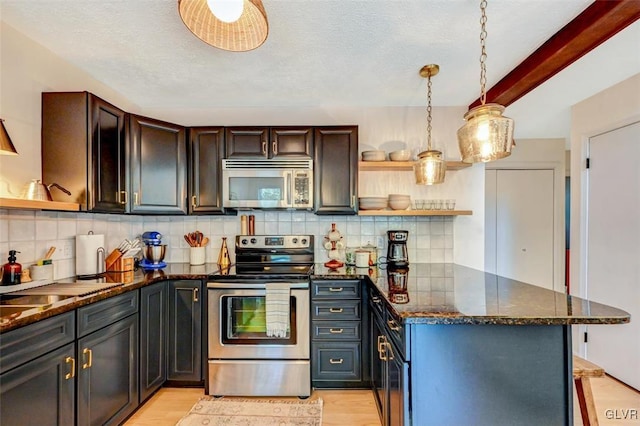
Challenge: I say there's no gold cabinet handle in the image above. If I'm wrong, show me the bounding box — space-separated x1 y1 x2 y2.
65 357 75 380
372 296 381 304
329 308 343 313
385 341 395 361
272 141 278 155
134 192 139 206
329 287 343 292
329 358 344 364
351 195 356 208
119 191 128 205
82 348 92 369
377 335 388 361
192 195 197 208
387 319 401 331
329 328 344 334
193 287 199 303
262 141 267 155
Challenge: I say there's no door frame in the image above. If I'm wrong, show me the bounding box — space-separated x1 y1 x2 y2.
485 161 565 293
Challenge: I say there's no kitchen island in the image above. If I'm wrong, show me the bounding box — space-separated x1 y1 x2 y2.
314 262 630 425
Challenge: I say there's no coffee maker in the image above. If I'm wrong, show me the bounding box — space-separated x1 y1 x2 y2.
386 230 409 267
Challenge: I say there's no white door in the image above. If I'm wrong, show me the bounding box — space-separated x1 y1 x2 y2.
586 121 640 390
485 169 555 289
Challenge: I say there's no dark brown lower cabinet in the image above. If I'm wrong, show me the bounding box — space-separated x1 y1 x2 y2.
168 280 203 383
140 281 168 401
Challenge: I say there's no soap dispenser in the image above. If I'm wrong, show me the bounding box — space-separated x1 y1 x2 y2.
2 250 22 286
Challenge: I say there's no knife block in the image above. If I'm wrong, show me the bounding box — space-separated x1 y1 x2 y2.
106 251 134 272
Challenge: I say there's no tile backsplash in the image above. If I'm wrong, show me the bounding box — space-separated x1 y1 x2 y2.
0 209 453 280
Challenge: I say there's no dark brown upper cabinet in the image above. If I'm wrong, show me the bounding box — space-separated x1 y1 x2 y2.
225 126 313 159
188 127 225 214
42 92 127 213
314 126 358 215
129 115 187 214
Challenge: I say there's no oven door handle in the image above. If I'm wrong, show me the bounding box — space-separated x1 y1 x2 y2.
207 281 309 290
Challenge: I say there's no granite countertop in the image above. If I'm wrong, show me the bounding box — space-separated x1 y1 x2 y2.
0 262 630 333
0 263 224 333
317 262 630 326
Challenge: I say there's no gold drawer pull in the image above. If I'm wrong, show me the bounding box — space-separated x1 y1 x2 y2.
372 296 381 304
329 328 344 334
329 308 344 313
329 358 344 365
65 357 75 380
329 287 343 292
387 319 401 331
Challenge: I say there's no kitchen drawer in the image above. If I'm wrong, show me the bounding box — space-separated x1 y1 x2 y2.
369 287 385 317
312 320 361 340
77 291 138 337
312 300 360 320
311 342 361 381
312 280 360 299
0 312 75 374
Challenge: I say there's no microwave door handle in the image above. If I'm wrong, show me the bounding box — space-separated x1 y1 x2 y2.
285 171 292 206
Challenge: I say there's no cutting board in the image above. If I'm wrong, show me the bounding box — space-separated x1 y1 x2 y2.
9 282 123 297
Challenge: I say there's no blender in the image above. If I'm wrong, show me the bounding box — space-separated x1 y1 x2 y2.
140 231 167 269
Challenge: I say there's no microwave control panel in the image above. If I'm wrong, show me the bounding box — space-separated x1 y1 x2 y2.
293 171 311 206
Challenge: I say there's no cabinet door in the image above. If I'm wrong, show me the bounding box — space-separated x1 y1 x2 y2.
168 280 202 382
89 95 127 213
77 315 138 426
370 312 385 421
271 127 313 158
314 126 358 214
225 127 269 158
140 282 167 402
386 340 409 426
0 343 75 426
129 114 187 214
189 127 225 214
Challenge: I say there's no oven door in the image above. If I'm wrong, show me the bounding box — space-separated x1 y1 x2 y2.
208 281 309 360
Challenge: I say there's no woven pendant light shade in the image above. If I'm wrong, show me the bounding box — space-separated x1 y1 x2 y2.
178 0 268 52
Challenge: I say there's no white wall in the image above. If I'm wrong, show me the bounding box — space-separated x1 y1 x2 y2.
570 73 640 299
0 21 484 269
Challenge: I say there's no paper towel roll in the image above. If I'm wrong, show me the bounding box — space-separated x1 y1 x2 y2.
76 233 105 277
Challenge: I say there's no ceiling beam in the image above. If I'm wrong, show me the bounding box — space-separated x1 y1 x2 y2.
469 0 640 109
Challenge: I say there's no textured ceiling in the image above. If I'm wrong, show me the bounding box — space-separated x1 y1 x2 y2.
1 0 639 139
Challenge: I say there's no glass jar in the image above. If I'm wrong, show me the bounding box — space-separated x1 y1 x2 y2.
362 242 378 265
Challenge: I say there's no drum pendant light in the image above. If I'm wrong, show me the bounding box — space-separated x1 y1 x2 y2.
457 0 514 163
414 64 446 185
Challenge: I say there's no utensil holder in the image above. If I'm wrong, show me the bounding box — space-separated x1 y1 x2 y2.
190 247 206 265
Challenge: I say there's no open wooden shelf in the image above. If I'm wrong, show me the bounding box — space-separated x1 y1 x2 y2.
358 160 471 172
358 209 472 216
0 197 80 211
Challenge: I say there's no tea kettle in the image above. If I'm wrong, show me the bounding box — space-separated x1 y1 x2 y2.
20 179 71 201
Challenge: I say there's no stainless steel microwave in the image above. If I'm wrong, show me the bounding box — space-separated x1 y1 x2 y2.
222 159 313 209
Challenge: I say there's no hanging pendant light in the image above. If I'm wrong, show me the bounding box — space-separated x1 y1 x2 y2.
414 64 446 185
457 0 514 163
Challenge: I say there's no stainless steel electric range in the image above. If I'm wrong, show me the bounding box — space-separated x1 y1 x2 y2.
206 235 314 397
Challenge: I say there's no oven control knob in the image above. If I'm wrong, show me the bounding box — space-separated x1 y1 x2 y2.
241 238 248 245
292 238 298 244
250 238 257 244
301 238 307 245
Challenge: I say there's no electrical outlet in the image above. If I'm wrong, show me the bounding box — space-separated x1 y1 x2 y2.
62 239 74 258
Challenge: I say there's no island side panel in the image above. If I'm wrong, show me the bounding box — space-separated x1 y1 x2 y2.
410 324 572 426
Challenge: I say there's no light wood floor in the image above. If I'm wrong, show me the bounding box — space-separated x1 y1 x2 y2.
125 375 640 425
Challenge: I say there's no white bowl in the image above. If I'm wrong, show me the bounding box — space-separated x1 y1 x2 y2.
389 150 411 161
361 150 386 162
359 196 388 210
389 200 411 210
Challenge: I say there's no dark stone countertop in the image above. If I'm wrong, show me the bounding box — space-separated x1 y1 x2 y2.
0 262 630 333
314 262 631 326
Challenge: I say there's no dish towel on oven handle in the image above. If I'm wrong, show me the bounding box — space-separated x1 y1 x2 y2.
265 283 290 338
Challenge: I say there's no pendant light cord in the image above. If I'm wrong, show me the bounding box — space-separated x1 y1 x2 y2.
426 73 433 151
479 0 488 105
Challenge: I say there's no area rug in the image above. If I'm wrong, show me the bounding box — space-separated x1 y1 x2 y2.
176 397 323 426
